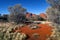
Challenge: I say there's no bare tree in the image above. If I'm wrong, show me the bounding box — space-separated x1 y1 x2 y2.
46 0 60 25
46 0 60 40
8 4 27 24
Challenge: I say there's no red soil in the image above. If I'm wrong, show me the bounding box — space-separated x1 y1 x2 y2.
14 24 52 40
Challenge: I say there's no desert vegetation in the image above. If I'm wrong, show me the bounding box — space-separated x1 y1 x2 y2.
0 0 60 40
46 0 60 40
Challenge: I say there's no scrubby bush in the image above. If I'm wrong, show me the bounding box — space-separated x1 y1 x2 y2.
8 4 27 24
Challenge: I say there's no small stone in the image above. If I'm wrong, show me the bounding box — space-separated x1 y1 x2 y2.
33 33 40 38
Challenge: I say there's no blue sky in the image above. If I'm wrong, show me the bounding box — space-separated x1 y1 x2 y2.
0 0 49 15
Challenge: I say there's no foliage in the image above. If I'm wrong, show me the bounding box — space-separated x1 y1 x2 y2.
0 24 27 40
46 0 60 40
38 16 46 21
46 0 60 25
8 4 27 24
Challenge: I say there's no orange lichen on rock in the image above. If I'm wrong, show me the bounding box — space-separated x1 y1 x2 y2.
14 24 53 40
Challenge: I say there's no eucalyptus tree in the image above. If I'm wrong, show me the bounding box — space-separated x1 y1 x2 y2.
46 0 60 25
8 4 27 24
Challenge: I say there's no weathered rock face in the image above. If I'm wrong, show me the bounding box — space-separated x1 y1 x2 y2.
39 13 47 20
